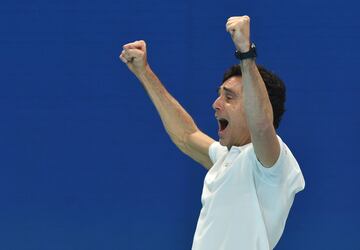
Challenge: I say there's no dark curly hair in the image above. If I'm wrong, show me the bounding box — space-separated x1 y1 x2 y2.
222 65 286 129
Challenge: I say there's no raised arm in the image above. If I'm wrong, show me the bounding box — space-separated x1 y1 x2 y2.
119 40 214 169
226 16 280 167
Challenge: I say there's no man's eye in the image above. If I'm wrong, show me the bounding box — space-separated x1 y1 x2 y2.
226 95 232 100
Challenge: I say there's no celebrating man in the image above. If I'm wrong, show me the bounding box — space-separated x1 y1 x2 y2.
119 15 305 250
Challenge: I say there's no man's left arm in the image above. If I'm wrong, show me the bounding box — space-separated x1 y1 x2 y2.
226 16 280 168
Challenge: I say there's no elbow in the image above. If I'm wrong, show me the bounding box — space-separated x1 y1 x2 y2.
250 118 275 137
167 129 192 153
250 107 274 131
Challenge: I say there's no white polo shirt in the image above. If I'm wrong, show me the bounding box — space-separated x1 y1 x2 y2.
192 136 305 250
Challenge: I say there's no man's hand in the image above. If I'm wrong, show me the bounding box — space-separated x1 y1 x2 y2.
119 40 148 75
226 16 251 52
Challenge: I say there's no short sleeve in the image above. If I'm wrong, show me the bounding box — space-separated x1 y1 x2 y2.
208 141 228 164
253 136 305 193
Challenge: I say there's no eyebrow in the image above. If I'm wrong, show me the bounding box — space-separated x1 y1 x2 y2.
217 86 236 95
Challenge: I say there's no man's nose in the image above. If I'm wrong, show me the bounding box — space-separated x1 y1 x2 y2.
212 96 222 111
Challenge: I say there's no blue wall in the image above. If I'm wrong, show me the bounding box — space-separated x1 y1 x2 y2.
1 0 359 249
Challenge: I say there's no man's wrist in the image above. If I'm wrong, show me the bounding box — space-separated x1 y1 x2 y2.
235 42 257 61
237 42 251 53
134 64 152 83
134 64 150 76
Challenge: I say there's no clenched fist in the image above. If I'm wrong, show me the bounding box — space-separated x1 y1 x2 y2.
226 16 251 53
119 40 148 75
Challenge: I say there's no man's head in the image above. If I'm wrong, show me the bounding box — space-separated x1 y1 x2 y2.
212 64 286 148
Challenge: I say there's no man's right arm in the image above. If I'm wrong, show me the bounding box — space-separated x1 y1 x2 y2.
119 40 214 170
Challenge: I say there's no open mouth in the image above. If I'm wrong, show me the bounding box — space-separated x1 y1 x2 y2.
218 118 229 131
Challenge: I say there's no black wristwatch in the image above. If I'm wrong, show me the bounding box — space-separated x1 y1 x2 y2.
235 42 257 60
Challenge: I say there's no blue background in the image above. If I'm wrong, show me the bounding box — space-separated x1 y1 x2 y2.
1 0 359 249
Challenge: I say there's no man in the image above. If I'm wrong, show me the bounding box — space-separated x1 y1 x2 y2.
119 15 305 250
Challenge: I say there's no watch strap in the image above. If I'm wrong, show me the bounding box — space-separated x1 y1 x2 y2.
235 43 257 60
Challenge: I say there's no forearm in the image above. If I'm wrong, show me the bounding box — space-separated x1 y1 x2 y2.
135 65 198 148
240 59 274 133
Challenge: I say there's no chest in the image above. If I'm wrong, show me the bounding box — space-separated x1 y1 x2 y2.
203 148 256 201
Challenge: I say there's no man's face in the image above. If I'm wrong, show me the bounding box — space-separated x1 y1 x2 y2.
212 76 251 148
